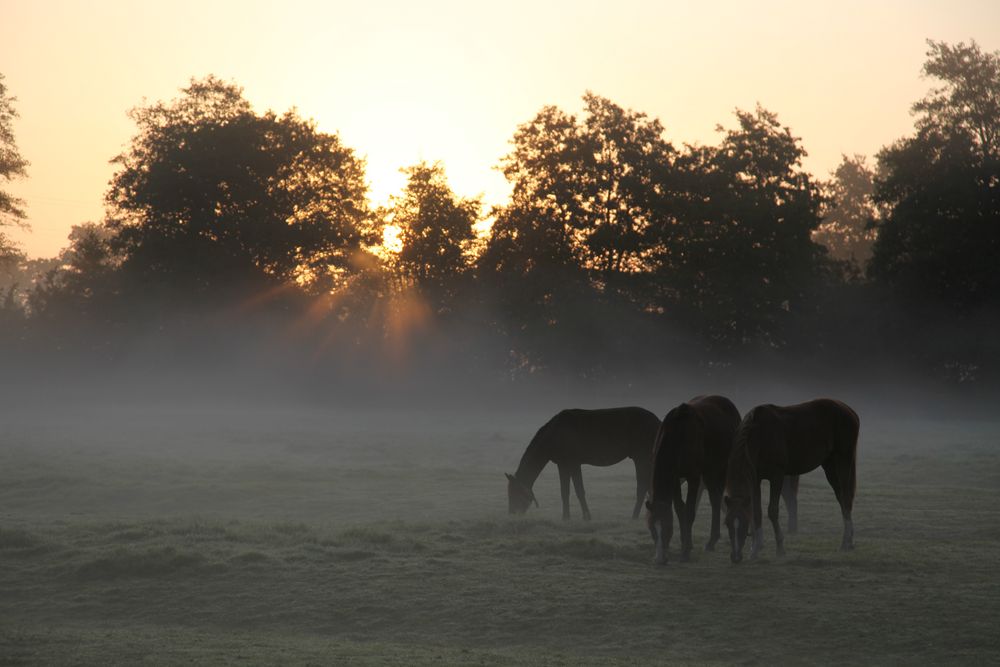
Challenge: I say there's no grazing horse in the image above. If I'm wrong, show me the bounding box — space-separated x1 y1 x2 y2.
725 399 859 563
506 407 659 520
645 395 741 564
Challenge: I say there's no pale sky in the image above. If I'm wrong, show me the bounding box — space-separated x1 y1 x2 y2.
2 0 999 258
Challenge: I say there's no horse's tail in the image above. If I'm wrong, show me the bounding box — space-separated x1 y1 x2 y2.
647 418 671 506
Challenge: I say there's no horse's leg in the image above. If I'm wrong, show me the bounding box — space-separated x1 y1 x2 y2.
782 474 799 533
632 456 649 520
680 477 699 562
570 465 591 521
704 478 723 551
821 461 849 550
749 483 764 561
835 455 856 551
558 464 572 520
768 477 785 557
668 481 685 557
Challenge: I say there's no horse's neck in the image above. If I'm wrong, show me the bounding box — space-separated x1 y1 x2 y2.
514 440 549 488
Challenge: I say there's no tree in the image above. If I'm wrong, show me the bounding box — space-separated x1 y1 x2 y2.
1 73 29 256
813 155 878 272
869 40 1000 312
479 94 676 372
913 40 1000 162
28 223 119 325
387 162 479 313
106 76 373 305
662 106 829 351
486 93 674 286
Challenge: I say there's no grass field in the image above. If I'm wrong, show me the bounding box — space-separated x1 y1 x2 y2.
1 404 998 665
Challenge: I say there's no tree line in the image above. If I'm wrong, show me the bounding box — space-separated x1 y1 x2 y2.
1 40 998 388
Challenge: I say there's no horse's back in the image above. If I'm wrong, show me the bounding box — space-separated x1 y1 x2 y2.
787 398 859 443
765 398 859 472
547 406 658 465
688 394 741 432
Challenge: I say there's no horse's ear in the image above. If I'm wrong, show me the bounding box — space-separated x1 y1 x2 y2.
505 473 514 482
645 500 654 511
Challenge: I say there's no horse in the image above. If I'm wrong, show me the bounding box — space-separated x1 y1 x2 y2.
724 398 859 563
644 395 741 564
506 407 660 520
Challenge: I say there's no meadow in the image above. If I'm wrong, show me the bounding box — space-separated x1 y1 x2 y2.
1 402 998 665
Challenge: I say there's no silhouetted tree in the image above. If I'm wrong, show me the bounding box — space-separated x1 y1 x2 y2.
388 162 479 313
106 76 373 308
486 94 674 284
662 106 829 351
480 94 675 372
28 223 119 325
0 73 29 258
869 40 1000 312
813 155 878 274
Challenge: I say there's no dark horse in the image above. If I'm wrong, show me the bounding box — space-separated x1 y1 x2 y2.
645 395 741 564
725 398 859 563
506 407 659 520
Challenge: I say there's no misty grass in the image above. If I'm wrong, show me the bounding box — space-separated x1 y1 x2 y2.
2 417 999 664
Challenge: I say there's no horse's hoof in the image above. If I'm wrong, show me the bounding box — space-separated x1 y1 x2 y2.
704 543 716 552
731 553 742 564
583 514 592 521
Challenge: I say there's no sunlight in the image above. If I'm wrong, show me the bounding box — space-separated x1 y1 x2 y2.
381 224 403 254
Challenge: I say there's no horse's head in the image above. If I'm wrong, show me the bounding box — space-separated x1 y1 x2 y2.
505 473 538 514
724 493 752 563
645 499 672 565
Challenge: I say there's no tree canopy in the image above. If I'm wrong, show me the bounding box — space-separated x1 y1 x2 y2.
0 73 29 262
869 40 1000 312
106 76 373 301
388 162 479 313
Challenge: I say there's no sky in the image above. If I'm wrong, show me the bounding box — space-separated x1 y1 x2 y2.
2 0 999 258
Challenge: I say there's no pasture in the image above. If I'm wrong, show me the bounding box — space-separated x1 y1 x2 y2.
1 403 998 665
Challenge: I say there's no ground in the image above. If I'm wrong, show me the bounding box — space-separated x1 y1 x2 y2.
1 404 997 665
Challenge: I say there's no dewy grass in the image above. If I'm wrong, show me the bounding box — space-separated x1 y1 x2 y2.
0 416 998 664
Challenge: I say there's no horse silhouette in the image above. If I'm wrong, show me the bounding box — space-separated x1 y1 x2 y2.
645 395 741 564
506 407 659 520
725 398 859 562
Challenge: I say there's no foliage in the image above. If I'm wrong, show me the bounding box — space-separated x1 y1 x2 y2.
28 223 119 323
0 73 29 258
662 106 829 351
479 94 677 371
813 154 878 273
869 40 1000 313
486 93 674 284
106 76 372 302
387 162 479 313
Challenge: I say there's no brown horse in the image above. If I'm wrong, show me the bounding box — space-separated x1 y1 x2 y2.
644 395 741 564
506 407 659 520
724 398 859 563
